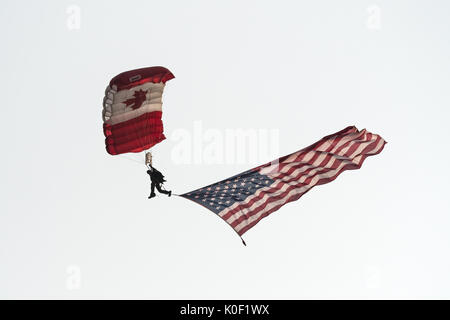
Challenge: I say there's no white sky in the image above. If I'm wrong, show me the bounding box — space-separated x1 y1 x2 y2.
1 0 449 299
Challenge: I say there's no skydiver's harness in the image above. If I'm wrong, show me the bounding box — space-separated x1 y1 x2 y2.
145 151 153 167
145 151 169 191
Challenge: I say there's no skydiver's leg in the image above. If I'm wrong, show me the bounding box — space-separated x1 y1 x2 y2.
148 183 156 198
155 184 171 197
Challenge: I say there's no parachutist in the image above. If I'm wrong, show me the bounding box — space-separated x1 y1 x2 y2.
147 165 171 199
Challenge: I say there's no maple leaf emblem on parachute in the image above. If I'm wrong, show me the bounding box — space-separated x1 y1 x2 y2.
123 89 148 110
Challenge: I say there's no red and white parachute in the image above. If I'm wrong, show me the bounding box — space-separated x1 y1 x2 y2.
102 66 174 156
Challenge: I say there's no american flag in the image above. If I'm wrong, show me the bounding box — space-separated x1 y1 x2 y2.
180 126 386 243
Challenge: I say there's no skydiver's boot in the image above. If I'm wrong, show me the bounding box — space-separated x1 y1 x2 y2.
148 193 156 199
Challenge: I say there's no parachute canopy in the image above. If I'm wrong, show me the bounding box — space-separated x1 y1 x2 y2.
102 66 174 155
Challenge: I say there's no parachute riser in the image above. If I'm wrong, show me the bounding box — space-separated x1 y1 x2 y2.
145 151 153 168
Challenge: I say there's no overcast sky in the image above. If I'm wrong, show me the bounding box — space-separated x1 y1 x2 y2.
1 0 449 299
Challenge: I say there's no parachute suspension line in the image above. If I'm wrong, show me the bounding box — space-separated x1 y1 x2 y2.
118 154 144 165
